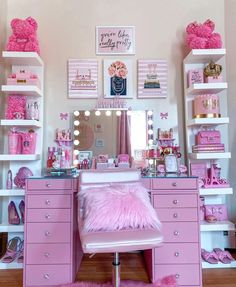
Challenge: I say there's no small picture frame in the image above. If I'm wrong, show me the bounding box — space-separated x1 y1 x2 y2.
95 138 105 147
190 163 207 179
94 123 104 133
164 154 178 173
78 151 93 162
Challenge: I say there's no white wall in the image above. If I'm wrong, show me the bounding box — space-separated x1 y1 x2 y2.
6 0 225 164
225 0 236 221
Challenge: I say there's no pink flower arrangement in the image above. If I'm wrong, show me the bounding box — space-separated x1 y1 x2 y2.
108 61 128 79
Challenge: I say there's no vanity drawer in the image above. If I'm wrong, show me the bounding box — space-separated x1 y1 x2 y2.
26 243 71 264
140 178 151 189
27 208 71 222
27 178 72 190
25 264 70 286
153 264 200 286
27 194 71 209
26 222 70 243
152 178 197 190
154 243 199 264
162 222 199 243
153 194 198 208
156 208 198 222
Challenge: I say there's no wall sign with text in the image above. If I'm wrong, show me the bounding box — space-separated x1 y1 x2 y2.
96 26 135 55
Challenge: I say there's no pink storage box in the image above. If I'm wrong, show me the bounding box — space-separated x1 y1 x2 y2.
187 69 204 87
204 204 228 221
7 70 41 88
196 130 221 145
193 94 220 118
205 75 223 83
192 144 225 153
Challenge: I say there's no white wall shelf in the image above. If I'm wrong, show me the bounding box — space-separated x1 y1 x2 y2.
202 260 236 269
183 49 226 64
0 189 25 196
1 85 42 97
0 154 40 161
189 152 231 160
0 262 23 270
187 117 229 126
0 119 42 128
186 83 228 95
0 223 24 232
2 51 43 66
200 221 235 232
200 187 233 196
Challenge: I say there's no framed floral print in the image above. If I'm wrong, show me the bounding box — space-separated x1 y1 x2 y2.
138 59 168 98
103 59 133 98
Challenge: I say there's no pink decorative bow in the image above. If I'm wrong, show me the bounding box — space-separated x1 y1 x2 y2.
160 112 168 119
60 112 68 120
211 207 223 214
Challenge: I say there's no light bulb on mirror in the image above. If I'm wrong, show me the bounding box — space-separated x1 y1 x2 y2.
105 110 112 116
148 139 154 145
74 139 80 146
147 110 153 116
74 120 80 126
116 110 122 116
85 111 90 116
95 110 101 116
73 159 79 166
148 119 153 125
74 150 79 155
74 111 80 116
74 130 80 136
148 129 154 135
127 110 132 116
149 159 154 165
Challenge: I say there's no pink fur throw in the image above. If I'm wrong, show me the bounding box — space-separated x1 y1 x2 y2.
79 183 161 232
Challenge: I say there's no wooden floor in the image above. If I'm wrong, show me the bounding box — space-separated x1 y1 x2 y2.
0 253 236 287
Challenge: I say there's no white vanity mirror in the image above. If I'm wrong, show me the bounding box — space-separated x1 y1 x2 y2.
72 110 154 166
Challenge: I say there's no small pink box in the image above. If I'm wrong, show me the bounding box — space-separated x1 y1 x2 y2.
187 69 204 87
7 70 41 88
205 76 223 83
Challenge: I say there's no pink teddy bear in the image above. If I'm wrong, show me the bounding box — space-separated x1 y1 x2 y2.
185 19 222 49
6 17 40 54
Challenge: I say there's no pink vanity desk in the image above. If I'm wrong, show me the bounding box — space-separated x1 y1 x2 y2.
24 174 202 287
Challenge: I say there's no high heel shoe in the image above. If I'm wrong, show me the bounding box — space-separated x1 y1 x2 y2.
19 200 25 224
17 240 24 263
8 201 20 225
0 237 22 263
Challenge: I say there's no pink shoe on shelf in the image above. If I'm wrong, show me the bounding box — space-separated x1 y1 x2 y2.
8 201 20 225
17 240 24 263
19 200 25 224
213 248 235 264
0 237 22 263
201 248 218 264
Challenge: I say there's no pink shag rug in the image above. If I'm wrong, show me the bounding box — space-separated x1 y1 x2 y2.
60 275 178 287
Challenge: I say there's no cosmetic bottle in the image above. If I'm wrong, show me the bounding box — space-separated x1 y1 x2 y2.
60 150 66 168
6 170 13 189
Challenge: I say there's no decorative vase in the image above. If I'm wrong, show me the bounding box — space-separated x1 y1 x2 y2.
110 76 126 96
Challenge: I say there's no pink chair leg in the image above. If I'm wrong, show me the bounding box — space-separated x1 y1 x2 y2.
112 252 120 287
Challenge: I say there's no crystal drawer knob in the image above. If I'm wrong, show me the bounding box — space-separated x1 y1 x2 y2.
46 183 51 188
173 213 178 218
173 199 179 204
45 214 51 219
174 230 179 236
45 200 51 205
175 274 180 279
45 231 51 237
172 182 177 187
174 252 180 257
44 252 50 258
44 273 50 280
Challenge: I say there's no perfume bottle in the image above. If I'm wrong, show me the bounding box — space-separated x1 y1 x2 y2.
6 170 13 189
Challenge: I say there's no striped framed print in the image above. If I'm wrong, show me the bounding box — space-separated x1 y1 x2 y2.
138 59 168 98
68 59 98 98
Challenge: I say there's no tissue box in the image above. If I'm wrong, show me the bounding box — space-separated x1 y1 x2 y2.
118 162 130 169
205 76 223 83
7 70 41 88
96 162 108 169
187 69 204 87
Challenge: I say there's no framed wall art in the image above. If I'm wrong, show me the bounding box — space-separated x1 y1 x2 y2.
96 26 135 55
138 59 168 98
68 59 98 98
103 59 133 98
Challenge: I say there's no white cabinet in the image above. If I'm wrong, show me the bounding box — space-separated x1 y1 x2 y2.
183 49 235 269
0 52 44 269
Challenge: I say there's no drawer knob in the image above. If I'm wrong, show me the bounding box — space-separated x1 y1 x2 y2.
175 273 180 279
172 182 177 187
173 199 179 205
46 183 51 188
44 252 50 258
45 231 51 237
44 273 50 280
45 214 51 219
45 200 51 205
173 213 178 218
174 230 179 236
174 252 180 257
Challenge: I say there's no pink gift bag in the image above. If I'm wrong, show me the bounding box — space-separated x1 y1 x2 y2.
204 204 228 221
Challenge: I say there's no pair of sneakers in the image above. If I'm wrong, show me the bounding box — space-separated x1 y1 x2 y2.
8 200 25 225
0 237 24 263
201 248 234 264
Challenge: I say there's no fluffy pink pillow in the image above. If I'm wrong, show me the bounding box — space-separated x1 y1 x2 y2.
79 183 161 232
